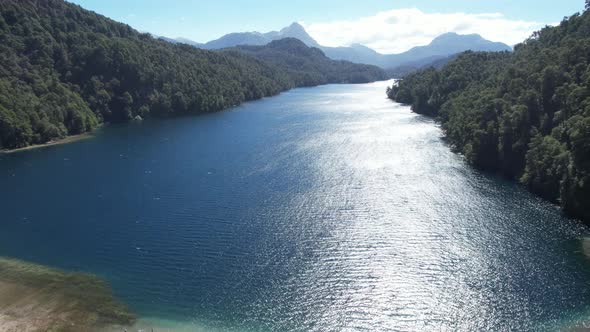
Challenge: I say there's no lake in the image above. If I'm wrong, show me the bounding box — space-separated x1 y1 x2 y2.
1 81 590 331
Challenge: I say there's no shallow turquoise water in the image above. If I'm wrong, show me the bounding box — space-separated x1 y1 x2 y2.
1 81 590 331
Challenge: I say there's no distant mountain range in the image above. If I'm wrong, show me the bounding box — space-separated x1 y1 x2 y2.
203 23 320 50
323 32 511 70
164 23 512 73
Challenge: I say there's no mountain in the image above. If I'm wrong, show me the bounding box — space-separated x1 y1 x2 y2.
175 37 203 48
322 32 511 70
386 53 461 78
387 9 590 221
203 32 269 49
387 32 511 65
230 39 386 86
267 23 320 48
321 43 382 66
192 23 511 72
0 0 384 150
157 36 203 47
201 22 320 49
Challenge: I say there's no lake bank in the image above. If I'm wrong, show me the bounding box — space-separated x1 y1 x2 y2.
1 81 590 330
0 132 96 154
0 257 135 332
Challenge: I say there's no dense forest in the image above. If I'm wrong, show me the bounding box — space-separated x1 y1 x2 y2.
0 0 385 150
387 4 590 221
232 39 386 86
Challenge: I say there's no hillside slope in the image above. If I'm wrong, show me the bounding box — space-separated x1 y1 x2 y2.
0 0 384 150
232 39 386 86
388 9 590 221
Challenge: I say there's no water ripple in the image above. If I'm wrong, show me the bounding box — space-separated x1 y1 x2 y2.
0 81 589 331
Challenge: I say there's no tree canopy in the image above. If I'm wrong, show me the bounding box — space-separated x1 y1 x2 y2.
388 5 590 221
232 38 386 86
0 0 385 150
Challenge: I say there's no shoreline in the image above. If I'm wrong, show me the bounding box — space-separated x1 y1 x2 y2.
0 80 390 155
389 97 589 224
0 132 96 154
0 257 135 331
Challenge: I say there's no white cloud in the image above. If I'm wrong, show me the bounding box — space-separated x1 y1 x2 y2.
302 8 547 54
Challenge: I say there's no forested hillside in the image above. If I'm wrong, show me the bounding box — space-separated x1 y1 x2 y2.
387 5 590 221
0 0 384 150
232 39 386 86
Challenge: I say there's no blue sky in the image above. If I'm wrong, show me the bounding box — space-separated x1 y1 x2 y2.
69 0 585 53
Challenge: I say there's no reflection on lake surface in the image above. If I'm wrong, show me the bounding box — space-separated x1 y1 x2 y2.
1 81 590 331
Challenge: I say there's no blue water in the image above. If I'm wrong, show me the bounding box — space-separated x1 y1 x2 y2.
1 81 590 331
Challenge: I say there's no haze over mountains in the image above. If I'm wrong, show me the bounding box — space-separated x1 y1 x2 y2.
167 22 512 71
205 23 320 50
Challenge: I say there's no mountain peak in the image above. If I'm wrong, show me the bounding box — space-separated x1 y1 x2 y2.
436 32 459 37
282 22 305 32
426 32 510 51
277 22 319 47
430 32 487 45
203 22 319 49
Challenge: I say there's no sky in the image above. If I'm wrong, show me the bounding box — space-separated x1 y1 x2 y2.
69 0 585 54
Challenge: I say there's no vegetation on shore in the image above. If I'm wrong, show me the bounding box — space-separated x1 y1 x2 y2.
387 3 590 221
0 257 135 331
0 0 385 150
0 130 95 154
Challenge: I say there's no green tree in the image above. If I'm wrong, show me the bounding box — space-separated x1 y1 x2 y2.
387 6 590 221
0 0 385 151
